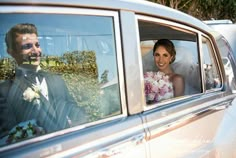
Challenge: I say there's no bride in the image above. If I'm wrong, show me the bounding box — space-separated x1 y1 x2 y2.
144 39 185 104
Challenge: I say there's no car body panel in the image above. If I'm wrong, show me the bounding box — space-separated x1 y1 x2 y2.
1 1 236 158
0 115 147 158
119 10 146 115
144 93 235 157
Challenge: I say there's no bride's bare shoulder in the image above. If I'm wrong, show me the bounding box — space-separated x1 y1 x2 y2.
171 73 184 83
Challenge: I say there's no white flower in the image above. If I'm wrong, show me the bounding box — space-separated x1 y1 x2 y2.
158 79 165 87
147 93 155 100
144 71 174 103
23 85 40 103
26 129 33 137
163 92 173 99
14 130 23 138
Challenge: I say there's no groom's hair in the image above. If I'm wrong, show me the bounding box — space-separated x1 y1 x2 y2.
5 23 38 51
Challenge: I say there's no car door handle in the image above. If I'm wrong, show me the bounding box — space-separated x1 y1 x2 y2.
211 102 231 111
97 134 145 158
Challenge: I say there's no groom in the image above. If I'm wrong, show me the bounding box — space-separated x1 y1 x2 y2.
0 23 86 138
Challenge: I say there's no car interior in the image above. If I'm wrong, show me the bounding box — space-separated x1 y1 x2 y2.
139 20 202 98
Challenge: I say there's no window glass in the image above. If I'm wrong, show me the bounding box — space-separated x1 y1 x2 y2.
201 36 222 90
139 20 201 105
215 37 236 90
0 13 121 146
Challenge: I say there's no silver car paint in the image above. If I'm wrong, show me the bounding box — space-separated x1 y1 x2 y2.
0 1 236 157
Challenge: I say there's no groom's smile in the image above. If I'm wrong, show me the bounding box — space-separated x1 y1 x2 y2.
13 33 42 66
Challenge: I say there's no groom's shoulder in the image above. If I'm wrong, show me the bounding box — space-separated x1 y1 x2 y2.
42 71 64 82
0 80 13 98
43 71 61 78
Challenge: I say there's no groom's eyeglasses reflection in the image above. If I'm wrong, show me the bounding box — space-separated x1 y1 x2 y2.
21 42 40 50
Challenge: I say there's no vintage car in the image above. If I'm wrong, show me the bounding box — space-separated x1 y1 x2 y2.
0 0 236 157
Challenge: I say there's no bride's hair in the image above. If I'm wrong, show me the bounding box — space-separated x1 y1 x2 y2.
153 39 176 64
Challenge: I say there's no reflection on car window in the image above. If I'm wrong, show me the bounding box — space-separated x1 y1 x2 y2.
202 36 222 90
139 20 201 105
0 13 121 146
216 37 236 90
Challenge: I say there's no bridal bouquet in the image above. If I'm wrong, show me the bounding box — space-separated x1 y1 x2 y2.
144 71 173 103
5 120 45 144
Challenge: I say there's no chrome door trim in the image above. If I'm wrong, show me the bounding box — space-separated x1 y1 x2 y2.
145 93 235 140
0 114 147 157
44 122 146 157
70 134 145 158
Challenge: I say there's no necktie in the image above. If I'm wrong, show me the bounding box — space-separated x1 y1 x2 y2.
27 71 44 84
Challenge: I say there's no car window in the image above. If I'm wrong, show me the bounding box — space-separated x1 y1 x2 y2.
201 36 222 90
139 19 201 106
215 36 236 90
0 12 122 146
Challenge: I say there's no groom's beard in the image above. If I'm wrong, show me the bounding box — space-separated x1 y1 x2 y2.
22 52 42 65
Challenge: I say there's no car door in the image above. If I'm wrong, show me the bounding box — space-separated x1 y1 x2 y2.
0 6 148 157
137 15 236 157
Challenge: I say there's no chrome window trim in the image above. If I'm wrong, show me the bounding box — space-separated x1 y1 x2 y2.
198 33 205 92
200 34 224 93
136 15 202 36
0 5 127 150
0 5 116 15
134 15 147 109
136 15 204 108
143 95 197 111
120 10 146 114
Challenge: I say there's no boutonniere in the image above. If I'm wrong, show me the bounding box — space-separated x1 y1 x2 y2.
23 83 41 104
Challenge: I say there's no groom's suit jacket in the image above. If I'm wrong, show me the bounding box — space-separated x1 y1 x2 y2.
0 67 86 137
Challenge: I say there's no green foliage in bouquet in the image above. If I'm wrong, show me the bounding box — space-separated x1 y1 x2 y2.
6 120 45 144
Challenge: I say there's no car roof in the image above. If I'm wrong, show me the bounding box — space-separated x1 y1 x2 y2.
0 0 212 34
204 19 233 25
207 23 236 54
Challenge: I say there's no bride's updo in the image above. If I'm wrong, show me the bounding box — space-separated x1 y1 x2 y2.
153 39 176 64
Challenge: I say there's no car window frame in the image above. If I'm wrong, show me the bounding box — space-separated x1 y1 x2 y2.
215 35 236 89
199 34 224 93
0 5 128 149
136 15 206 109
